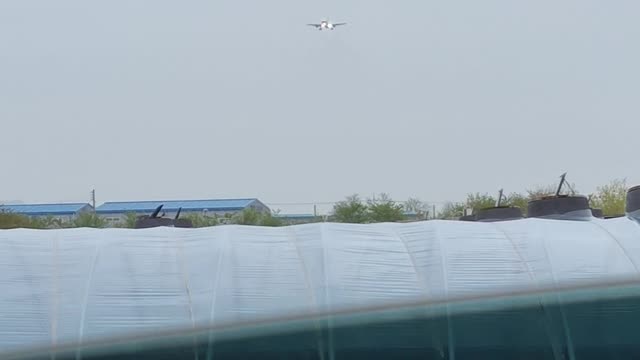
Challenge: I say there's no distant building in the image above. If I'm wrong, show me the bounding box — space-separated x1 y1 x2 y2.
403 211 428 221
275 213 325 225
0 203 94 222
96 198 270 225
275 212 424 225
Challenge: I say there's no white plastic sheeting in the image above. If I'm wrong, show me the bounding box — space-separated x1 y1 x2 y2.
0 217 639 351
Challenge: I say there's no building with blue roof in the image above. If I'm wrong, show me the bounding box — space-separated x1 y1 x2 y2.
96 198 270 225
0 203 94 221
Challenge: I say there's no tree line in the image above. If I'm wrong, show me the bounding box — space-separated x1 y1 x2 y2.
0 178 631 229
0 208 286 229
332 178 629 223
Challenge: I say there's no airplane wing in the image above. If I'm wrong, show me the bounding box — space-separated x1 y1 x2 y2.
307 24 321 27
333 23 347 26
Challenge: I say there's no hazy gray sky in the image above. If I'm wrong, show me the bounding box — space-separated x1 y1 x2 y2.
2 0 639 211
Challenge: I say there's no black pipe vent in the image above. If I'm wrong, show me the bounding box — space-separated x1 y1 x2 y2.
527 195 592 220
475 206 523 222
590 208 604 219
133 204 194 228
627 185 640 219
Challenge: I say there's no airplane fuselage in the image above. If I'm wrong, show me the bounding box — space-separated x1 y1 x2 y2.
307 20 346 31
318 21 335 30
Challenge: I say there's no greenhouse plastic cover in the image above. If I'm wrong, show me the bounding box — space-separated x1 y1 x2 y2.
0 217 639 351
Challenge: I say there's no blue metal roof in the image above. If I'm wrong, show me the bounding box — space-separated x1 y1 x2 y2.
0 203 92 216
96 198 260 214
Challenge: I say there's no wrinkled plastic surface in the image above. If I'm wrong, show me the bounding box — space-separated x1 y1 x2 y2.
0 218 639 351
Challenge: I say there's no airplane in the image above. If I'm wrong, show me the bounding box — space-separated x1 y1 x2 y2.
307 20 347 31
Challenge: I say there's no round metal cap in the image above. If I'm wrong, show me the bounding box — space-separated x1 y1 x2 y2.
475 206 523 222
527 195 591 219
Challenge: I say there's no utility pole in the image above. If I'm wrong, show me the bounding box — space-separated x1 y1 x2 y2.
91 189 96 212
